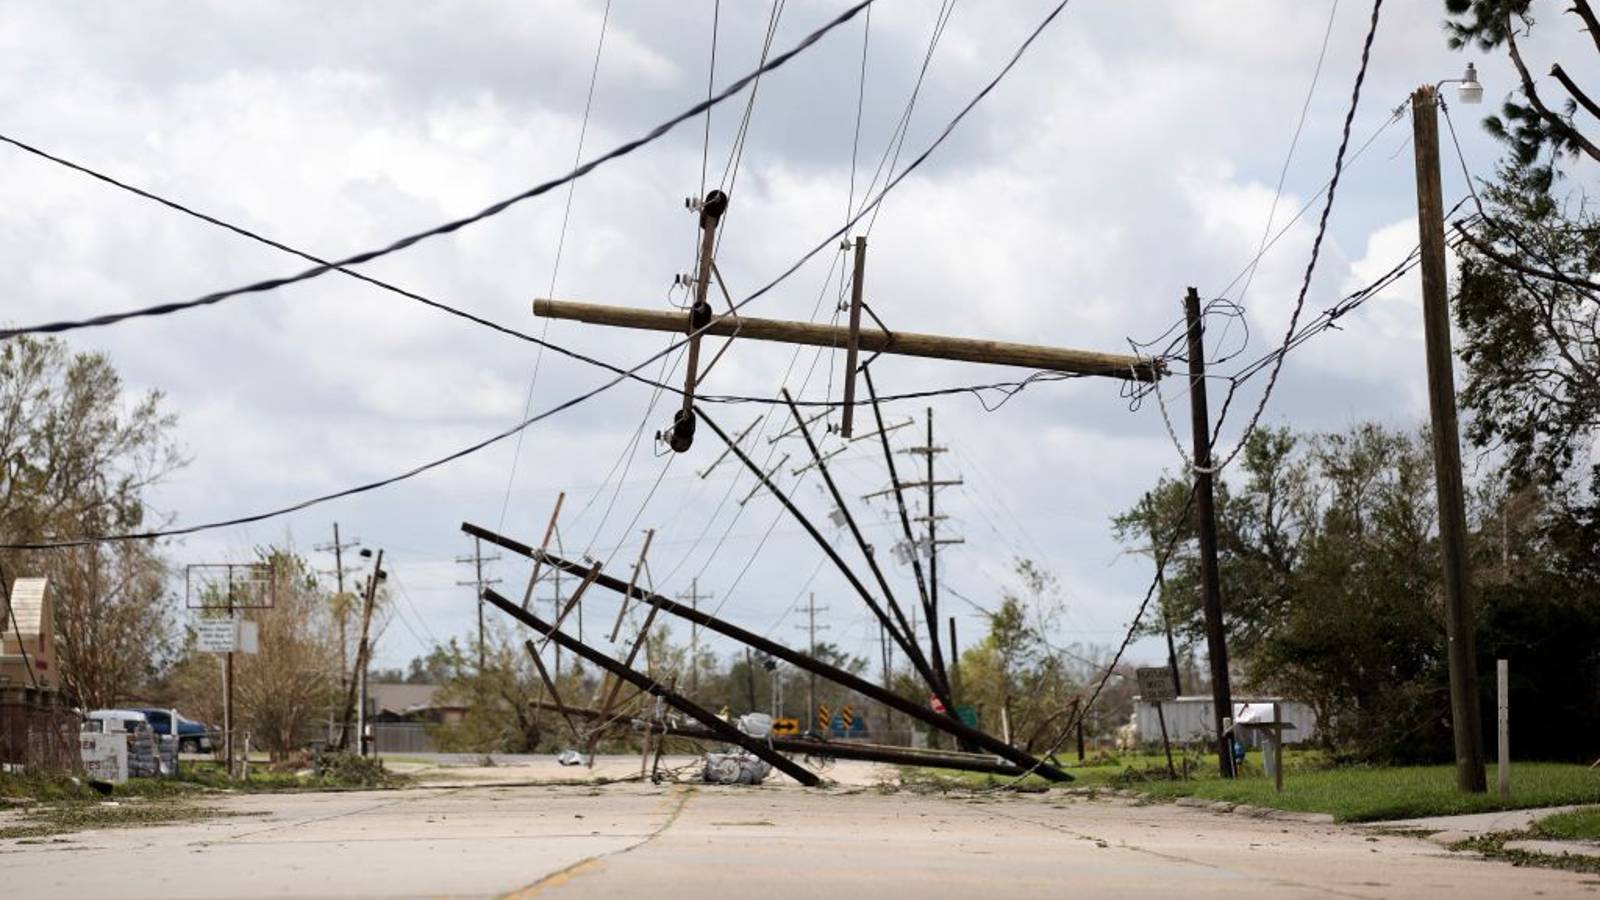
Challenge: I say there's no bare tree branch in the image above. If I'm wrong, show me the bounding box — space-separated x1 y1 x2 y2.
1506 12 1600 162
1552 63 1600 124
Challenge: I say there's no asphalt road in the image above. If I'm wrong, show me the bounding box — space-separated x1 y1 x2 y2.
3 776 1595 898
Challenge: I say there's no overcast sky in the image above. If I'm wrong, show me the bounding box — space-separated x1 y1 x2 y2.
4 1 1593 679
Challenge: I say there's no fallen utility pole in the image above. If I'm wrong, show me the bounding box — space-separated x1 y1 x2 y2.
1183 288 1235 779
482 588 820 786
1412 83 1486 794
527 698 1034 778
533 298 1162 381
461 521 1071 782
777 389 941 706
698 407 942 695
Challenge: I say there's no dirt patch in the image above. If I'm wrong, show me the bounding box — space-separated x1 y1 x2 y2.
0 800 262 840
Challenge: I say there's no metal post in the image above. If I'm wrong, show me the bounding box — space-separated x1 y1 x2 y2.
1184 287 1236 779
1498 659 1510 799
1272 700 1284 793
1412 84 1487 794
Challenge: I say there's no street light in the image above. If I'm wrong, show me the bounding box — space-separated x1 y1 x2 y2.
1441 61 1483 105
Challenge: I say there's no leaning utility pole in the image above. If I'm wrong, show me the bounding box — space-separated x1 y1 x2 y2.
337 549 384 754
456 538 502 671
1183 287 1235 778
797 593 829 728
676 578 713 694
1412 84 1486 793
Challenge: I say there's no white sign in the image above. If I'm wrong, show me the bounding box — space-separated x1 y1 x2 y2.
1136 667 1178 702
196 618 238 653
237 619 259 654
197 617 259 654
79 732 128 783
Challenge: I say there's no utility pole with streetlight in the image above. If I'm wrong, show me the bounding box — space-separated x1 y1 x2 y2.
1411 63 1488 794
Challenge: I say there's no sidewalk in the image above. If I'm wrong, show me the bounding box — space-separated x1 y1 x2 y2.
1361 804 1600 858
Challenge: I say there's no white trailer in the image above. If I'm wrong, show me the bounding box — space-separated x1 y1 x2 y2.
1131 695 1317 748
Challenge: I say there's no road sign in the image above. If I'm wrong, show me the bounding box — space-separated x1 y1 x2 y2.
772 717 800 736
197 618 260 655
1136 666 1177 702
816 704 830 731
956 704 979 728
840 705 855 731
197 619 238 653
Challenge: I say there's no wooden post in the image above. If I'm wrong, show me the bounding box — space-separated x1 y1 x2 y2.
1498 658 1510 799
533 298 1163 380
1183 288 1236 779
1156 702 1176 780
1412 85 1487 793
840 236 867 437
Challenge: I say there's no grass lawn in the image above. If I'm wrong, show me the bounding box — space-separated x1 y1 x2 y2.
1133 762 1600 822
912 750 1600 824
1533 805 1600 840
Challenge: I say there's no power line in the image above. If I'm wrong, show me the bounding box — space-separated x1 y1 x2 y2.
1234 0 1341 307
499 0 614 532
1144 0 1387 477
0 0 876 341
3 0 1089 550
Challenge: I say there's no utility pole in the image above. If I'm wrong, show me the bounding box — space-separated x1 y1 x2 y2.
676 578 713 695
797 593 829 728
314 524 361 697
1183 287 1235 778
1412 83 1487 793
337 549 384 754
456 538 502 671
901 410 963 698
224 566 236 777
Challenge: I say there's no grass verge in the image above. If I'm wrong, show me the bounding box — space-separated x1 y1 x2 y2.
1133 762 1600 822
906 752 1600 824
1533 806 1600 841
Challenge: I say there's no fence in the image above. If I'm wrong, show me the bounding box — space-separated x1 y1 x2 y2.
0 686 80 773
371 722 434 754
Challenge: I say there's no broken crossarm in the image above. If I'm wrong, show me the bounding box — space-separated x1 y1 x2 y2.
521 491 566 610
532 298 1164 381
460 521 1072 782
608 529 655 643
482 587 821 786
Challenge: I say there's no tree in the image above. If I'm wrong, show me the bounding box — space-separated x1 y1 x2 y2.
167 550 343 761
1441 1 1600 495
1445 0 1600 168
957 560 1082 753
0 336 184 707
1116 423 1600 761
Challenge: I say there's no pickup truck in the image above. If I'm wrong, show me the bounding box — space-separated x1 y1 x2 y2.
133 708 214 753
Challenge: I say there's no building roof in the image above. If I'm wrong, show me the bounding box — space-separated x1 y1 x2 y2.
367 682 449 715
